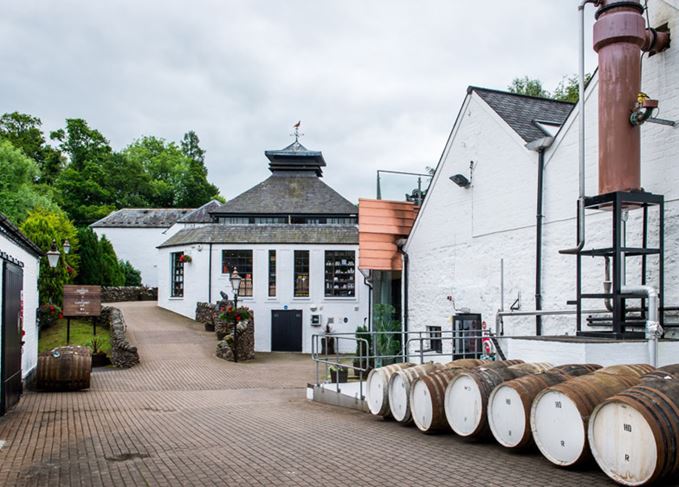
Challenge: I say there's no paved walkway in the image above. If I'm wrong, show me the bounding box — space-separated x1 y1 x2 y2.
0 302 625 486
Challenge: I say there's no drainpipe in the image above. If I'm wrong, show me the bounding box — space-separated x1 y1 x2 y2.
561 0 595 256
526 136 554 336
621 284 661 366
396 239 409 360
208 243 213 303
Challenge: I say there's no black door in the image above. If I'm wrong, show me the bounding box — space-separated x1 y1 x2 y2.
2 261 23 415
271 310 303 352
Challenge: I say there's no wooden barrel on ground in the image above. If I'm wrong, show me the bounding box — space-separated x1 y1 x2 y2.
388 363 445 424
530 372 642 467
445 361 531 438
588 378 679 486
553 363 603 376
508 362 553 374
642 364 679 384
36 346 92 391
597 364 655 377
443 358 488 369
488 364 602 449
410 361 488 433
366 363 415 417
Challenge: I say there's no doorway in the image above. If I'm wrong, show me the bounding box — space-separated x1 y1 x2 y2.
271 310 303 352
1 261 23 415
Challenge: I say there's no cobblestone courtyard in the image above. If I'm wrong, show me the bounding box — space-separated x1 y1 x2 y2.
0 302 627 486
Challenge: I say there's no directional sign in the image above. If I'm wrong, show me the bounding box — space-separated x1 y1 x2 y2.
63 285 101 317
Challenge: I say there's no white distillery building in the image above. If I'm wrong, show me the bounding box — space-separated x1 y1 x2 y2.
404 2 679 365
157 139 368 353
0 213 41 415
91 200 220 287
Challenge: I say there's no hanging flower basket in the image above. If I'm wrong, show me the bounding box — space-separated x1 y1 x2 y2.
179 254 192 264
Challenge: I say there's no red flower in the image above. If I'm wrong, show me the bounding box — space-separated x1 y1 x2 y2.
49 305 55 312
227 306 233 312
235 314 241 322
66 266 73 274
21 330 25 337
58 313 64 319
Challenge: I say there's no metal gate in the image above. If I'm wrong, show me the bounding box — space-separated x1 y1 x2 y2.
271 310 303 352
1 261 23 415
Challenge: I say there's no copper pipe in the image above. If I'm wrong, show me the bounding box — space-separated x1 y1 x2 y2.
593 1 671 194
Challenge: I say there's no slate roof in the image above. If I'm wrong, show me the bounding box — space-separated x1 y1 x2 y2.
470 86 575 142
158 224 358 248
91 208 194 228
211 174 357 216
177 200 221 223
0 212 42 257
265 140 326 176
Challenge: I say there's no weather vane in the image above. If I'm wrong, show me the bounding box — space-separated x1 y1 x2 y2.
291 120 303 142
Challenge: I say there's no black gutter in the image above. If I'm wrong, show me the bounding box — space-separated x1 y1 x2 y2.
535 148 545 335
525 136 554 336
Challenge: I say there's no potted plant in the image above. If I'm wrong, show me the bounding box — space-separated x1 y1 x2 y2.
374 304 402 367
320 324 335 355
329 365 348 383
179 254 192 264
218 305 251 340
89 337 110 367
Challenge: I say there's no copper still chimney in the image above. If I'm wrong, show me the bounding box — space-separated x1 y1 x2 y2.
593 0 670 194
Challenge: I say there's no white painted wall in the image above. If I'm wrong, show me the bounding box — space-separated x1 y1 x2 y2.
93 223 206 288
158 242 369 353
0 234 40 383
405 4 679 343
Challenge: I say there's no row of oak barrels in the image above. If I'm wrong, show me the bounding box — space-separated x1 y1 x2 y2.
365 359 679 486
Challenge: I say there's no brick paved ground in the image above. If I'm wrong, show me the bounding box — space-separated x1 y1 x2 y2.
0 302 640 486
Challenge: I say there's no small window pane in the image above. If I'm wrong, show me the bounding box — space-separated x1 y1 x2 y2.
222 250 253 297
427 326 442 353
294 250 309 297
171 252 184 297
324 250 355 297
268 250 276 297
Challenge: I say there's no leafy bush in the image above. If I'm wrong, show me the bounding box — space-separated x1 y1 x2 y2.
21 207 78 305
99 235 124 286
38 303 63 329
219 305 251 324
119 260 142 286
374 304 402 362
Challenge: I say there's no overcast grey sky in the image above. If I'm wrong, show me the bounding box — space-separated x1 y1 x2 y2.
1 1 597 203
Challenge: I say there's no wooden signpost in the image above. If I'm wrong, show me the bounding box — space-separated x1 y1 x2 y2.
63 285 102 343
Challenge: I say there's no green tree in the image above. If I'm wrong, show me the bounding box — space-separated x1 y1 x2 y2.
552 74 593 103
20 208 79 305
75 227 103 285
99 235 125 286
181 130 206 164
0 112 64 184
50 119 112 171
123 136 219 208
51 119 118 224
119 260 142 286
508 77 549 98
0 140 60 224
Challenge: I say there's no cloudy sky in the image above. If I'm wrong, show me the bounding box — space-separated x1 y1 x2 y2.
1 1 597 203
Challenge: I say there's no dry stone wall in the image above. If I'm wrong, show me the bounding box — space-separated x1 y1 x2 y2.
102 286 158 303
101 306 140 368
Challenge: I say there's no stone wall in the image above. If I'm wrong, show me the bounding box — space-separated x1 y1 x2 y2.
195 302 218 326
102 286 158 303
216 318 255 362
101 306 140 368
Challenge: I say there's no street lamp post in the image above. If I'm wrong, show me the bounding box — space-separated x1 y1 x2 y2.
46 239 72 342
230 268 242 362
